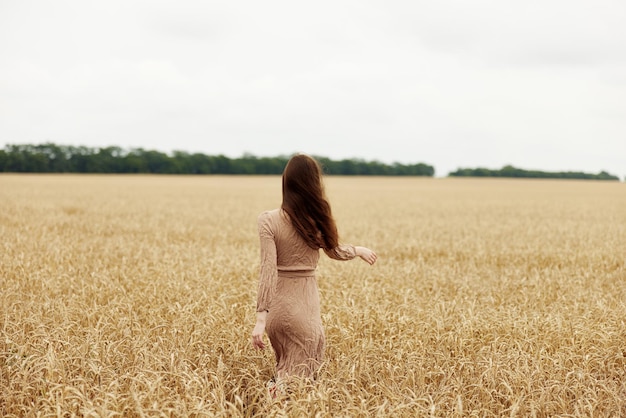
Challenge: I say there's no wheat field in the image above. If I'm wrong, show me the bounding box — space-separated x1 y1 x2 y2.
1 174 625 417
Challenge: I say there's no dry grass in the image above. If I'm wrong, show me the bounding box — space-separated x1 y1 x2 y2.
1 174 625 417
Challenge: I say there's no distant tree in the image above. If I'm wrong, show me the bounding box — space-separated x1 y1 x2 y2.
190 153 215 174
0 150 6 172
122 150 149 173
449 165 619 181
0 142 435 176
212 155 231 174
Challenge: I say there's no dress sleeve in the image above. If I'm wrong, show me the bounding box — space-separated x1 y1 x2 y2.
256 212 278 312
324 244 357 261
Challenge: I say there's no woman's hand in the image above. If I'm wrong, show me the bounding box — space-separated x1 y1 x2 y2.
251 311 268 349
355 246 378 265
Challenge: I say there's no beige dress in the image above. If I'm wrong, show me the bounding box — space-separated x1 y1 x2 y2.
256 209 356 380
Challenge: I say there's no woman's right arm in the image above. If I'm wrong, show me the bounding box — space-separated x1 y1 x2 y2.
355 246 378 265
325 244 377 265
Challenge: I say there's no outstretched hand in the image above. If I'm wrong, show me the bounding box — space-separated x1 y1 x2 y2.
355 246 377 265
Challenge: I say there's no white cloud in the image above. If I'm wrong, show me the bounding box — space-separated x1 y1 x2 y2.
1 0 624 177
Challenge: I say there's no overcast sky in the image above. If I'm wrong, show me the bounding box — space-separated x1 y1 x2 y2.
1 0 624 177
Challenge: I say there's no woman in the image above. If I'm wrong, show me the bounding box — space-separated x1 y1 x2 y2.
251 154 377 392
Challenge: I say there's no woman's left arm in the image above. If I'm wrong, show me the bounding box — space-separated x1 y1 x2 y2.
252 212 277 349
252 311 268 349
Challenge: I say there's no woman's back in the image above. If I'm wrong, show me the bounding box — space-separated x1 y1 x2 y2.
259 209 320 276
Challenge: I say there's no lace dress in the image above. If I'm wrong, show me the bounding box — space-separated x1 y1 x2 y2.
256 209 356 380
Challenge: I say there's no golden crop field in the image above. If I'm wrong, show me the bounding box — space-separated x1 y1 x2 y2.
1 174 625 417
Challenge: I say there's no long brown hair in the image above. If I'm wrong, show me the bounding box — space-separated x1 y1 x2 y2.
281 154 339 250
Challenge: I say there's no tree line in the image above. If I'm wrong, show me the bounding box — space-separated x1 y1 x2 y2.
1 143 619 180
0 143 435 176
449 165 620 181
